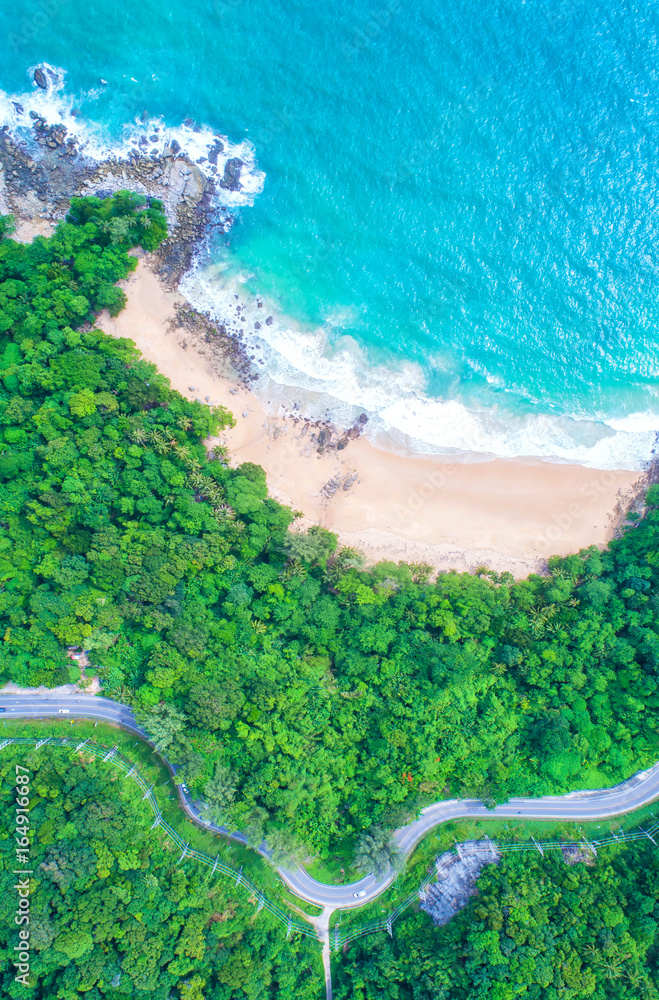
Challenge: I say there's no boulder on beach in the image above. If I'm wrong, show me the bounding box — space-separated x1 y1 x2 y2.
220 157 243 191
34 67 48 90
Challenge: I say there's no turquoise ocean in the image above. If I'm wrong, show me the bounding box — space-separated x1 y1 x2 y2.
1 0 659 468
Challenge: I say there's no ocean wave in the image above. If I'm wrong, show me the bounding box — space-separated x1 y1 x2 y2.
2 66 656 471
0 64 265 207
181 261 658 471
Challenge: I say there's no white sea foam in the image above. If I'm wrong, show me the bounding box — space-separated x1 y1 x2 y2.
181 261 658 471
0 64 264 207
2 67 656 470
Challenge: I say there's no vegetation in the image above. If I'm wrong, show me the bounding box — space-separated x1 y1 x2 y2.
0 748 323 999
334 842 659 998
2 199 659 874
4 192 659 994
354 825 401 880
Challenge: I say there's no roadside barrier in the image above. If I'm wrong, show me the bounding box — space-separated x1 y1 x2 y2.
332 820 659 951
3 735 659 954
0 737 321 943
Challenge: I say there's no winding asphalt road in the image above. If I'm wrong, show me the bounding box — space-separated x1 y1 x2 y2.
3 692 659 908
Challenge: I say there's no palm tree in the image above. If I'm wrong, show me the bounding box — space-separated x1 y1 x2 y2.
177 416 193 432
280 557 306 582
154 439 171 456
409 561 433 584
205 486 225 505
130 426 147 445
354 825 401 880
213 504 236 522
174 445 190 461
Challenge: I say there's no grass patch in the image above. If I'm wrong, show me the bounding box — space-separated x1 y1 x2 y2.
280 888 324 918
305 832 360 885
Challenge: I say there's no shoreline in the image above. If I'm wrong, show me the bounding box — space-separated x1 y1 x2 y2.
96 257 643 577
0 103 646 578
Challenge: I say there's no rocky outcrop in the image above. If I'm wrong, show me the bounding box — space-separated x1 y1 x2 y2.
208 139 224 165
420 841 501 927
220 157 243 191
33 67 48 90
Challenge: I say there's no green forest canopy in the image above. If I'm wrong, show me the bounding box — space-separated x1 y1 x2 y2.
335 841 659 999
0 749 322 1000
2 194 659 867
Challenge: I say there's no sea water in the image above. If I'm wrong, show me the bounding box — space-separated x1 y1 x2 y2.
1 0 658 468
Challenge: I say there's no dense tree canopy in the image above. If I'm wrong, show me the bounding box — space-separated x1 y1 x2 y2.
335 842 659 999
1 199 659 874
0 750 322 999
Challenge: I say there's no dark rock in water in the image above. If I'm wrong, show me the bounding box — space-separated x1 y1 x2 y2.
34 67 48 90
254 321 261 330
208 140 224 165
337 437 349 450
318 429 331 447
220 157 243 191
170 138 181 154
149 134 158 142
347 426 360 439
71 108 80 117
266 315 273 325
29 110 40 120
12 102 24 115
184 118 195 127
358 412 369 425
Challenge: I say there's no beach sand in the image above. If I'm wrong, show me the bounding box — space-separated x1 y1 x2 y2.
96 255 642 578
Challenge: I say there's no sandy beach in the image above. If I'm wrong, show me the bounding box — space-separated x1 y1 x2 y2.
97 256 643 578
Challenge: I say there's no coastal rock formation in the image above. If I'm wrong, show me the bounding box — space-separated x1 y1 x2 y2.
33 67 48 90
220 157 243 191
208 139 224 165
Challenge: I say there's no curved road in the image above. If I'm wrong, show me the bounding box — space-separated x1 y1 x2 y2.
3 693 659 908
